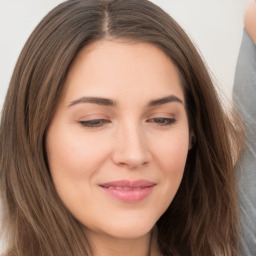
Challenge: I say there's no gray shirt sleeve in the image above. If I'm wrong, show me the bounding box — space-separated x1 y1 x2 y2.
233 29 256 256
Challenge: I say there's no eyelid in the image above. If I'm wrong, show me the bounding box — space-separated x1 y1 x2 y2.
146 117 177 126
146 111 176 119
76 112 111 121
145 112 177 127
79 119 111 128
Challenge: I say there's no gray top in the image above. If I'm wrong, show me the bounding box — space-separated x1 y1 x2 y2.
233 29 256 256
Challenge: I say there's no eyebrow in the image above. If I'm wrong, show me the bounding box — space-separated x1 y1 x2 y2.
148 95 183 106
67 95 183 108
68 97 116 107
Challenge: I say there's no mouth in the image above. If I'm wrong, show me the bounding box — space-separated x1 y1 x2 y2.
99 180 156 202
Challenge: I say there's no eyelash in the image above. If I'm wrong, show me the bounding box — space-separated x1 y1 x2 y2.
79 117 176 128
79 119 110 128
147 117 176 126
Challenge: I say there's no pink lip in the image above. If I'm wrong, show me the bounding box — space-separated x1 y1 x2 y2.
99 180 156 202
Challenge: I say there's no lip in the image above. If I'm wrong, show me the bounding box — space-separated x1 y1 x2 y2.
99 179 156 202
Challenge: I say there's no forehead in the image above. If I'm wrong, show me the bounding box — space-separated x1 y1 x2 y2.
62 39 185 105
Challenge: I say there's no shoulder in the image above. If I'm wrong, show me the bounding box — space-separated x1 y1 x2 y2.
244 2 256 43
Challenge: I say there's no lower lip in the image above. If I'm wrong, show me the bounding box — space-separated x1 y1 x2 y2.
100 186 155 202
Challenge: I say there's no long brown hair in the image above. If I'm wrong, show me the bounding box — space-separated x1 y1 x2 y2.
0 0 243 255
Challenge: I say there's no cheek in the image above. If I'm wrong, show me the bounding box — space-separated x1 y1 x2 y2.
152 130 189 204
45 124 108 216
46 125 108 180
154 130 189 172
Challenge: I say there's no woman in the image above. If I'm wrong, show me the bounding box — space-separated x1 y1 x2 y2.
0 0 243 255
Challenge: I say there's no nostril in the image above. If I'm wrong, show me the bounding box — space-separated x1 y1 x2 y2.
117 160 149 170
111 131 152 169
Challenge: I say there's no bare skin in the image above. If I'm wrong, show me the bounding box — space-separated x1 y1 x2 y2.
244 2 256 43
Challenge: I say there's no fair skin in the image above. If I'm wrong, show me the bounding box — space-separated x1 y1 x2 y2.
46 40 191 256
244 2 256 43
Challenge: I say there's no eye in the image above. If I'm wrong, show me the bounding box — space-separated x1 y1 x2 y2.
79 119 110 128
147 117 176 126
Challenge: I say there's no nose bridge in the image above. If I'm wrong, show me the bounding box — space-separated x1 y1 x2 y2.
113 118 150 168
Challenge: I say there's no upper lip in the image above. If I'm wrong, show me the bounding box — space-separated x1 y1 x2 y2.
99 179 156 188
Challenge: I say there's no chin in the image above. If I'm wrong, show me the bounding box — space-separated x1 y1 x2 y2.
102 218 156 239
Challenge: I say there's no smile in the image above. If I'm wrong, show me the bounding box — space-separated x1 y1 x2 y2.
99 180 156 202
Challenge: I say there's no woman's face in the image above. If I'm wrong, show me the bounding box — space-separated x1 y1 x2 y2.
46 40 191 240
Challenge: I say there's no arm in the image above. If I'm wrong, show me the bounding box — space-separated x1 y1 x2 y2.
244 2 256 43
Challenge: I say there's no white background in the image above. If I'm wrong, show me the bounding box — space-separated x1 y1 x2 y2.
0 0 252 111
0 0 252 252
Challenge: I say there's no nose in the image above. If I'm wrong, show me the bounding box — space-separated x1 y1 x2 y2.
112 122 151 170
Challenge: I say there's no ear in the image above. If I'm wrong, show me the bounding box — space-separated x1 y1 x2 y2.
189 130 196 150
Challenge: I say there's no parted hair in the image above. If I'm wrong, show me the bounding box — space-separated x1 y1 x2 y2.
0 0 243 255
